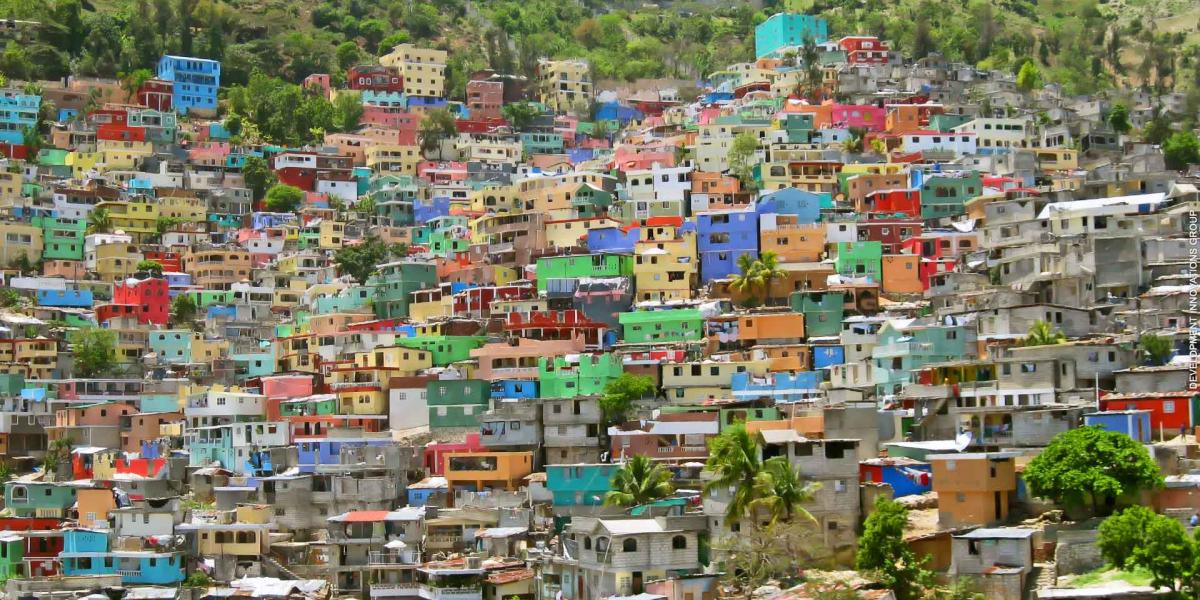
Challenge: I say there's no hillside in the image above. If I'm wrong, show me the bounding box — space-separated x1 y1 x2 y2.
1 0 1197 106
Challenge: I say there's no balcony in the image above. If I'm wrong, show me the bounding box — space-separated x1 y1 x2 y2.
369 551 421 566
371 583 422 597
418 586 482 600
117 569 142 577
424 534 463 549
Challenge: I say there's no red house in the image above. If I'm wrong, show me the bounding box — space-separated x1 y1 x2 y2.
108 276 170 325
1099 391 1199 434
141 250 182 274
137 79 173 112
425 433 485 475
273 152 355 192
863 189 921 219
856 219 922 254
838 36 892 65
347 65 404 93
466 78 504 120
452 284 535 319
504 310 608 346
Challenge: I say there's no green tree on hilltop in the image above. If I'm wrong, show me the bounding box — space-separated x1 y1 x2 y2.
1024 426 1162 516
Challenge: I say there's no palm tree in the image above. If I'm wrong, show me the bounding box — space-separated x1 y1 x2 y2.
751 456 820 525
1023 320 1066 346
755 251 786 302
703 424 763 524
43 437 72 475
729 253 766 304
604 455 674 507
86 208 113 235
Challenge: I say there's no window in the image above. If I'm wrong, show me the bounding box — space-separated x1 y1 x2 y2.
672 535 688 550
1165 401 1176 414
622 538 638 552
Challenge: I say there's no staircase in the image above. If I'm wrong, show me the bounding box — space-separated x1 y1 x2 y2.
1025 561 1058 600
262 554 304 581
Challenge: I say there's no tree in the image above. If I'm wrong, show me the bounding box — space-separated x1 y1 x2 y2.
264 184 305 213
137 260 164 277
1024 426 1162 516
8 253 34 276
1107 103 1131 134
604 455 674 507
727 132 758 190
86 207 113 234
242 156 276 202
335 40 363 70
72 329 117 378
170 294 198 328
750 456 818 525
856 497 932 600
1098 506 1197 595
333 91 364 132
1016 60 1043 93
704 423 763 523
599 373 656 423
333 236 389 284
1023 319 1066 346
419 108 458 158
1138 334 1173 366
43 437 72 475
714 518 821 594
501 101 541 130
730 251 786 306
118 68 154 101
1163 131 1200 171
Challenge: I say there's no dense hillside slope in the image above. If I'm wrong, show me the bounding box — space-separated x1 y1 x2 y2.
0 0 1196 106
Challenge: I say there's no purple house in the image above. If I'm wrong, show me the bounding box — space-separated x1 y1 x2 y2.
697 208 759 283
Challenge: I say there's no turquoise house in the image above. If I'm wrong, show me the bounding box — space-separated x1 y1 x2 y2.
546 463 618 506
148 330 193 365
231 351 275 378
372 262 438 319
520 132 565 156
754 13 829 58
61 529 184 585
872 321 971 396
919 172 981 219
789 291 845 337
314 285 374 313
427 379 491 429
4 481 77 517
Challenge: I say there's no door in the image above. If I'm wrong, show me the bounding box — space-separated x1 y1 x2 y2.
994 491 1002 521
632 571 643 594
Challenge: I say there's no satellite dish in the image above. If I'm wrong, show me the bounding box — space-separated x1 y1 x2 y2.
954 431 973 452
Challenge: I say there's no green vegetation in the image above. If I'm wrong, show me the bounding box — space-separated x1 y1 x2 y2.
333 235 390 284
730 251 786 306
71 328 117 377
1064 566 1154 588
1163 131 1200 171
264 184 305 213
1022 319 1066 346
1098 506 1200 595
170 294 199 328
1024 426 1162 516
856 497 933 600
604 455 674 507
1138 334 1174 366
599 372 656 423
137 259 164 277
241 156 277 202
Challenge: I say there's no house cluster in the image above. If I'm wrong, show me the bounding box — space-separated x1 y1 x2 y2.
0 9 1196 600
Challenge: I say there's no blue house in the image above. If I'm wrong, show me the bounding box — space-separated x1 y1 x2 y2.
697 208 758 284
157 55 220 115
754 13 829 58
757 188 823 224
414 196 451 224
406 477 447 506
546 463 618 506
296 438 393 472
587 226 639 253
731 371 822 402
61 529 184 585
36 289 93 308
1084 410 1152 443
0 92 40 145
861 458 932 497
596 101 644 125
490 380 538 400
164 272 192 297
812 344 846 369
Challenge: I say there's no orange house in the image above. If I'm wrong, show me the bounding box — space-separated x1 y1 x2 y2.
847 173 910 211
738 313 806 345
76 487 117 529
881 255 923 294
927 452 1017 528
120 411 182 454
747 344 811 372
443 451 534 505
760 218 826 263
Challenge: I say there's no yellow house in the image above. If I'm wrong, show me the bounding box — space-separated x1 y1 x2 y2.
516 171 613 219
92 242 141 281
633 223 698 302
192 505 274 556
66 151 102 178
353 345 432 373
112 328 149 364
318 220 345 249
191 336 229 364
544 217 621 250
660 359 771 403
457 135 522 163
0 222 42 265
379 44 447 98
760 160 842 194
76 488 117 529
469 184 521 215
537 59 593 115
1030 148 1078 172
157 192 208 223
366 144 422 176
0 171 21 208
96 199 159 240
760 220 826 263
408 288 455 323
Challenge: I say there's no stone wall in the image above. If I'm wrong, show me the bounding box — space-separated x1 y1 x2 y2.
1053 529 1103 576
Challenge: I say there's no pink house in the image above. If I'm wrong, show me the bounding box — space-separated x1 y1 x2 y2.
425 433 485 474
829 103 887 131
469 337 587 381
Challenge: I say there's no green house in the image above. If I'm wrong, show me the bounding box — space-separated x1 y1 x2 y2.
539 353 624 398
0 534 22 578
34 215 85 261
536 254 634 293
778 113 816 144
570 184 614 218
833 241 883 281
872 321 972 396
0 374 23 396
545 463 618 506
789 291 845 337
618 309 704 344
920 172 981 220
394 335 487 367
929 114 973 132
369 175 421 227
372 262 438 319
280 395 338 417
427 379 491 429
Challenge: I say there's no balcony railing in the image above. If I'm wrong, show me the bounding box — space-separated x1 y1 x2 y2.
371 583 421 597
419 586 483 600
117 569 142 577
